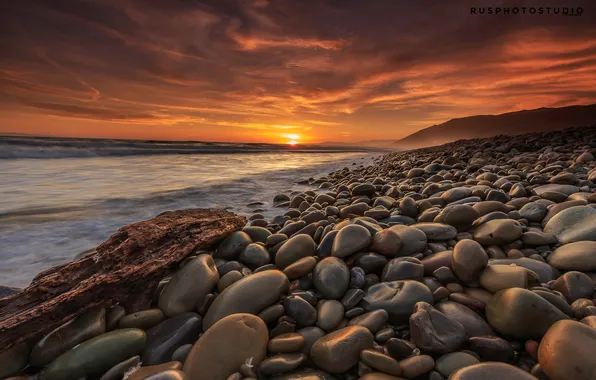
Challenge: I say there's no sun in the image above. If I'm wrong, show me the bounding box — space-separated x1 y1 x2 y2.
282 133 301 146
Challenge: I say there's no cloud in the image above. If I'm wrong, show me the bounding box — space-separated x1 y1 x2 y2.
1 0 596 142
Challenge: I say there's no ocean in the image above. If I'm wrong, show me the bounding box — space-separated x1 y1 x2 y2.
0 136 381 287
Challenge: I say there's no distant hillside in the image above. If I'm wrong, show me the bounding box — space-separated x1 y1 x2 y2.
394 104 596 149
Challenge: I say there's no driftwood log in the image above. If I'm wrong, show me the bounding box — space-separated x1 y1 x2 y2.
0 208 245 353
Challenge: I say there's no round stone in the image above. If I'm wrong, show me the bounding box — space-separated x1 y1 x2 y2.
409 302 467 354
389 225 427 256
30 307 106 367
473 219 523 245
203 270 289 330
42 329 146 380
141 312 201 366
242 226 272 243
0 342 29 379
317 300 344 331
467 336 514 362
370 229 402 257
238 243 270 269
544 206 596 243
361 280 433 324
183 314 268 380
119 309 164 330
538 320 596 380
435 301 495 337
382 257 424 282
283 257 317 280
449 362 537 380
284 295 317 327
310 325 374 373
451 240 488 283
313 257 350 300
268 333 305 353
126 362 182 380
486 287 570 340
275 234 317 269
214 231 252 260
159 254 219 317
360 349 401 376
479 265 539 293
348 309 389 334
435 352 479 377
399 355 435 379
434 205 480 232
331 224 372 258
411 223 458 241
547 241 596 271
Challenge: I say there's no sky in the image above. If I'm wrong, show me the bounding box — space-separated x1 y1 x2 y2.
1 0 596 144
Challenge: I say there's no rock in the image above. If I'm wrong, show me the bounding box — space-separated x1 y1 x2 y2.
141 312 202 366
399 355 435 379
284 295 317 327
551 271 595 302
331 224 372 257
183 314 268 380
259 353 307 375
203 270 289 330
382 257 424 282
126 362 182 380
473 219 523 245
268 333 305 353
360 349 402 376
296 326 326 355
348 309 389 333
30 307 106 366
317 300 344 331
370 229 402 257
313 257 350 300
435 352 479 378
488 258 561 283
284 257 317 280
434 205 480 231
119 309 165 330
243 226 271 243
239 243 270 269
270 368 339 379
361 280 433 324
411 223 458 241
467 336 514 362
409 302 467 354
449 362 537 380
538 320 596 380
0 342 29 379
486 288 569 340
547 241 596 271
171 344 192 363
451 240 488 283
218 270 243 292
544 206 596 243
42 329 146 380
389 225 428 256
159 254 219 317
479 265 539 293
99 356 140 380
442 187 473 204
215 231 252 260
143 369 188 380
310 325 374 373
421 251 453 275
519 202 548 223
275 235 317 269
435 302 495 337
534 184 579 197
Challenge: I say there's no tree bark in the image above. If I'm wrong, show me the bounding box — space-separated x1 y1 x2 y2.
0 208 245 353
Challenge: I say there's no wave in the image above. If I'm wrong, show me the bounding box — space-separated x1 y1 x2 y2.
0 136 372 159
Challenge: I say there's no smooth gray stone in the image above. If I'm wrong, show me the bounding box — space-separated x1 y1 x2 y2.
486 288 569 340
449 362 536 380
331 224 372 257
348 309 389 334
296 326 326 355
361 280 433 324
214 231 252 260
203 270 289 330
389 225 428 255
317 300 344 331
259 353 308 375
409 302 467 354
382 257 424 282
30 307 106 366
284 295 317 327
467 336 514 362
270 368 339 380
144 370 188 380
310 326 374 373
158 254 219 317
435 352 479 378
489 257 560 283
275 234 317 269
42 329 146 380
547 241 596 271
473 219 523 245
411 223 458 241
435 301 495 337
243 226 272 243
171 344 192 363
544 205 596 243
313 257 350 300
239 243 270 269
141 312 202 366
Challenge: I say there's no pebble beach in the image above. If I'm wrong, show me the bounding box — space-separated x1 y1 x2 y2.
2 125 596 380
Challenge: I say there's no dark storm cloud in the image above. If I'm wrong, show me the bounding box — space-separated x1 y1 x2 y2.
1 0 595 141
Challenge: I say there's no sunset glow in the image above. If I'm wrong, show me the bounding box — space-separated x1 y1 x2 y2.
1 1 595 143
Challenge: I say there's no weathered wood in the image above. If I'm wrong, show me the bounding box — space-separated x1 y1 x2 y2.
0 208 245 352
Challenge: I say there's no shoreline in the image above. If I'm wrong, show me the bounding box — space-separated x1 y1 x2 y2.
1 125 596 379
